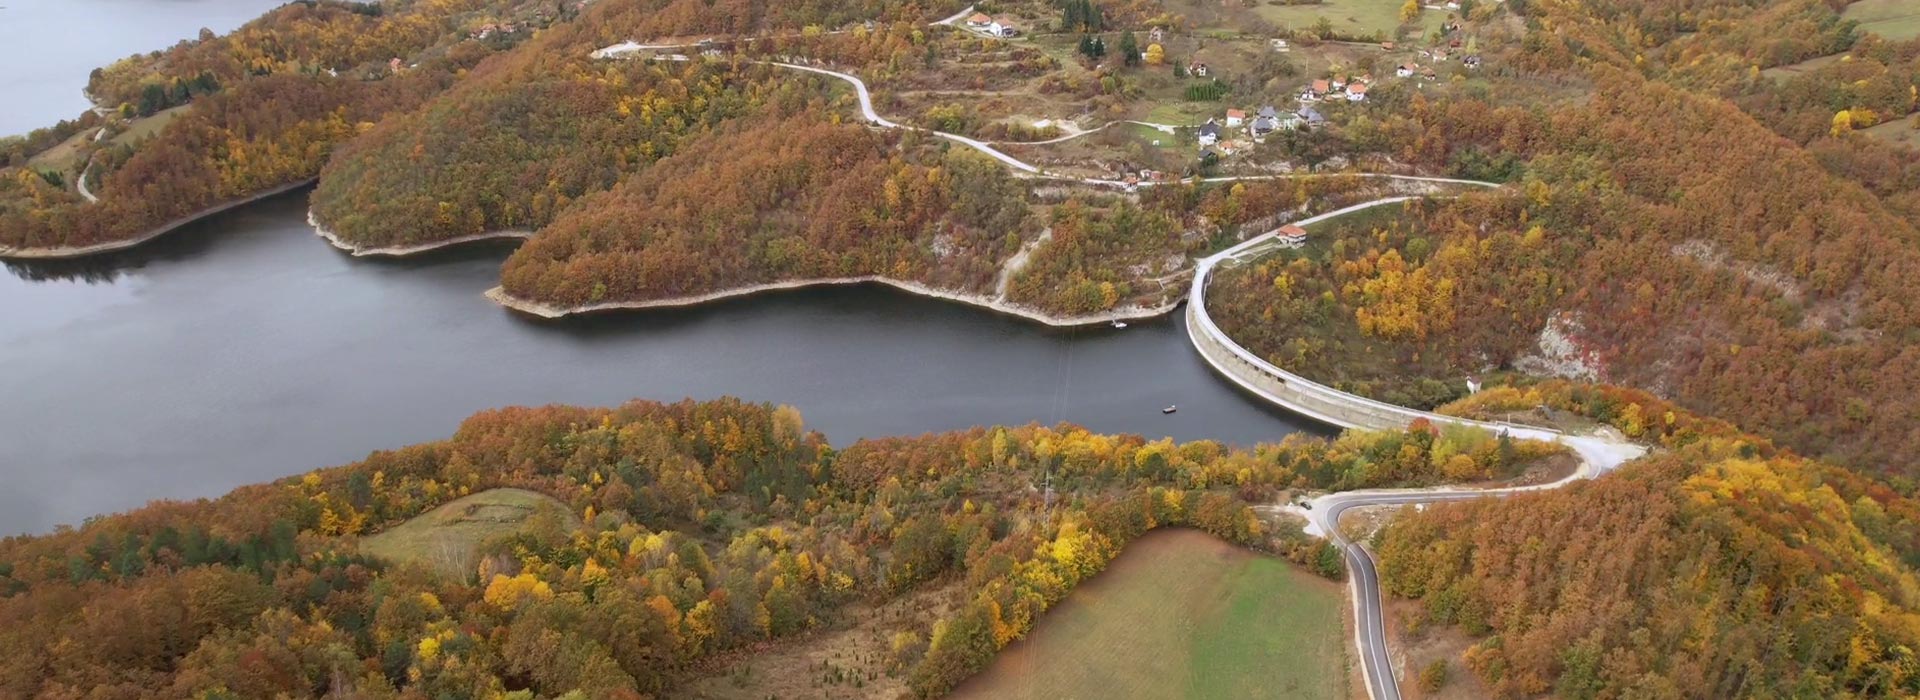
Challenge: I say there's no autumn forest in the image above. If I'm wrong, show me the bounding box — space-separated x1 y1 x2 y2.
5 0 1920 696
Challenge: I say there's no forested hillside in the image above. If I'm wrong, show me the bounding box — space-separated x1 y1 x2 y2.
1377 385 1920 698
495 117 1020 306
0 0 549 251
1196 0 1920 478
0 398 1554 698
307 0 963 250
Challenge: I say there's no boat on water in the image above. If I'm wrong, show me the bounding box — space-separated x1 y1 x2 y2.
1161 405 1177 414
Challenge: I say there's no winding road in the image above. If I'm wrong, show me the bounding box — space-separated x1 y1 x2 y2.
1186 196 1648 700
75 159 98 203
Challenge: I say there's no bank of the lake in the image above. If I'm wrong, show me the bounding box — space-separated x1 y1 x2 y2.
485 279 1181 327
309 209 536 257
0 190 1323 535
0 178 318 260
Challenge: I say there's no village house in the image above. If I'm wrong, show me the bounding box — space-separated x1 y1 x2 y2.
1346 82 1368 101
1188 61 1210 77
1397 63 1417 78
472 22 518 39
1331 74 1348 90
1297 105 1326 126
1302 79 1331 101
1150 26 1166 43
1225 109 1246 128
1251 105 1292 137
989 17 1019 37
1422 66 1438 80
967 12 991 28
1276 224 1309 249
1271 38 1290 52
1464 54 1482 68
1197 120 1222 146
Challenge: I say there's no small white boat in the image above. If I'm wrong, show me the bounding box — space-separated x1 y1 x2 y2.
1112 320 1128 329
1161 405 1177 414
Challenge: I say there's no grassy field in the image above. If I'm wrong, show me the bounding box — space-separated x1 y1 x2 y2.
110 105 190 147
950 528 1348 700
1861 117 1920 149
1257 0 1445 40
25 130 93 172
360 488 577 577
1302 199 1411 237
1843 0 1920 40
1759 53 1844 80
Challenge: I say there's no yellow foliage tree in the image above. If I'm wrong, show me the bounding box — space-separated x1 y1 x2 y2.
483 572 554 610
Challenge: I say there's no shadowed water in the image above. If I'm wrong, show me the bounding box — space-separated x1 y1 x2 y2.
1 190 1325 533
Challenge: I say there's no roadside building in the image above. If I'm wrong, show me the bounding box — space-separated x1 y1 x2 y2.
1276 224 1309 249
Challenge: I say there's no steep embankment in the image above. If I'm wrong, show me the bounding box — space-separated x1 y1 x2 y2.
0 0 536 257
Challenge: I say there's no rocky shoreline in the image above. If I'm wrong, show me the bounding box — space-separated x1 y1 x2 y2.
308 210 533 257
0 179 317 260
485 277 1181 327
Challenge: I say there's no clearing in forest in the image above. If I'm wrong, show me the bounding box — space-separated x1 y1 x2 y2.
1256 0 1446 39
360 487 577 577
950 528 1347 700
1861 116 1920 149
1843 0 1920 40
1758 53 1843 80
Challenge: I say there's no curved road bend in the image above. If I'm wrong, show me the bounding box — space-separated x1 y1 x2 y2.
1188 195 1647 700
595 53 1646 700
1303 434 1641 700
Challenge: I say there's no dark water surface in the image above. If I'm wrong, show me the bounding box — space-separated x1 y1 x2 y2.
1 191 1323 533
2 0 285 136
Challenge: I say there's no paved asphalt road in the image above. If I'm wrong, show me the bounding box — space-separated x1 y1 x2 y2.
1302 435 1645 700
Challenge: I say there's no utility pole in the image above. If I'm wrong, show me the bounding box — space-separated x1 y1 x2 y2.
1042 471 1055 512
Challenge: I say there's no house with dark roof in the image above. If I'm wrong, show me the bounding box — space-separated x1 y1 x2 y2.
1197 120 1222 146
